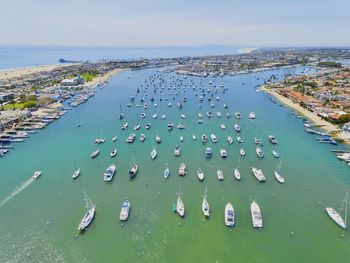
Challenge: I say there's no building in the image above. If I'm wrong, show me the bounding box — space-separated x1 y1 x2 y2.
343 122 350 132
0 93 14 102
61 76 84 86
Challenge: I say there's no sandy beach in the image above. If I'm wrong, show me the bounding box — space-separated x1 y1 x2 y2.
261 86 350 144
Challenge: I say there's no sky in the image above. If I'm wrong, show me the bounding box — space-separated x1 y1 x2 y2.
0 0 349 47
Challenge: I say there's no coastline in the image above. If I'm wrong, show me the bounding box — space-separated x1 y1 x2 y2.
261 86 350 145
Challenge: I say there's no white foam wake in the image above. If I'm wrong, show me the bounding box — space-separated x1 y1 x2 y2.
0 178 34 207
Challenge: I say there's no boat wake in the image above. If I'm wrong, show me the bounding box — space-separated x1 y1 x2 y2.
0 178 34 207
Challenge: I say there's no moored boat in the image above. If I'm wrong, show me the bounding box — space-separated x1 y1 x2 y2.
104 164 116 182
202 184 210 217
119 200 130 221
179 163 187 176
217 169 224 181
251 167 266 182
197 168 204 181
90 149 100 158
225 203 235 227
72 168 81 179
251 201 263 228
151 148 157 159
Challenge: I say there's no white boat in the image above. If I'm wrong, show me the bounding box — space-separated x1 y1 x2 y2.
220 124 226 130
254 137 263 146
119 200 130 221
201 134 208 144
217 170 224 181
192 134 196 140
325 192 348 229
104 164 116 182
237 136 244 143
134 124 140 131
220 149 227 158
176 188 185 217
202 184 210 217
268 135 278 144
151 148 157 159
205 147 212 158
177 123 185 129
152 113 157 119
144 103 148 109
90 149 100 158
112 136 117 142
32 170 42 180
256 147 264 158
164 166 170 179
198 113 203 118
179 163 186 176
251 201 263 228
234 124 240 132
168 102 172 107
227 136 233 144
155 135 161 144
168 122 174 131
121 123 128 130
211 134 218 143
274 159 285 183
95 138 105 144
141 112 146 118
251 167 266 182
240 148 245 156
234 168 241 181
129 163 138 179
110 148 117 157
72 168 81 179
216 112 222 118
179 136 184 142
225 203 235 227
197 168 204 181
140 134 146 142
206 111 213 118
235 112 241 119
249 112 256 119
272 150 280 158
162 114 166 119
174 145 181 157
78 192 96 231
126 134 136 143
145 123 151 129
226 112 231 118
181 113 186 119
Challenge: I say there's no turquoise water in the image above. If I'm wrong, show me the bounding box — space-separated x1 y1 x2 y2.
0 66 350 262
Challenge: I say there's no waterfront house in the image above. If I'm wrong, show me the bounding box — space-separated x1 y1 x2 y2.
61 76 84 86
343 122 350 132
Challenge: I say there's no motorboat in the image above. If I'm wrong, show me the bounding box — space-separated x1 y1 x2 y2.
151 148 157 159
234 168 241 181
32 170 42 180
268 135 278 144
249 112 256 119
205 147 212 158
254 137 263 146
227 136 234 144
164 167 170 179
134 124 141 131
201 134 208 144
121 123 128 130
141 112 146 118
197 168 204 181
126 134 136 143
256 147 264 158
140 134 146 142
235 112 241 119
168 122 174 131
155 135 161 144
177 123 185 129
174 145 181 157
272 150 280 158
206 111 213 118
198 113 203 118
220 149 228 158
240 148 245 156
95 138 105 144
103 164 116 182
217 170 224 181
179 163 187 176
210 134 218 143
72 168 81 179
176 192 185 217
237 136 244 143
216 112 222 118
112 136 117 142
225 203 235 227
251 201 263 228
192 134 196 140
181 113 186 119
152 113 158 119
251 167 266 182
129 164 138 179
220 124 226 130
119 200 131 221
234 124 240 132
110 148 117 157
145 123 151 129
162 114 166 119
90 149 100 158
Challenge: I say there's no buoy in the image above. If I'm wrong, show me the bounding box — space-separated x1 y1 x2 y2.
291 231 294 235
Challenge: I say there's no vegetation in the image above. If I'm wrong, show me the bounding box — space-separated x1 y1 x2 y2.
81 73 97 82
4 100 37 110
332 113 350 125
317 61 342 68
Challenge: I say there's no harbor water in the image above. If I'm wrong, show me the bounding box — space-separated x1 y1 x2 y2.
0 66 350 262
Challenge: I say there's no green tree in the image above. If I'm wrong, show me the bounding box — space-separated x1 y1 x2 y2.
0 99 3 111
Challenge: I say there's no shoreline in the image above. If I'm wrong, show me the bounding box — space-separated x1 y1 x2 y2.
261 86 350 145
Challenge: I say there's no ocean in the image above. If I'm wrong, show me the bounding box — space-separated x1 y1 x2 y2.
0 60 350 262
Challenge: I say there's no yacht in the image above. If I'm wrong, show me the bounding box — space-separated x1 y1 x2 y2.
268 135 278 144
150 148 157 159
119 200 131 221
155 135 161 144
234 124 241 132
121 123 128 130
256 147 264 158
225 203 235 227
174 145 181 157
32 170 42 180
78 193 96 231
134 124 140 131
235 112 241 119
202 185 210 217
197 168 204 181
227 136 234 144
104 164 116 182
201 134 208 144
220 149 228 158
179 163 187 176
205 147 212 158
90 149 100 158
210 134 218 143
249 112 256 119
176 192 185 217
129 163 138 179
72 168 81 179
220 124 226 130
251 167 266 182
140 134 146 142
126 134 136 143
110 148 117 157
251 201 263 228
217 170 224 181
325 192 347 229
237 136 244 143
145 123 151 129
168 122 174 131
274 159 285 183
234 168 241 181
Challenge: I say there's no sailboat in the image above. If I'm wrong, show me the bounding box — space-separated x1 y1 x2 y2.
251 201 263 228
326 192 348 229
129 154 138 179
176 186 185 217
72 168 81 180
118 103 124 120
234 157 241 181
78 192 96 231
274 158 285 184
202 184 210 217
164 163 170 179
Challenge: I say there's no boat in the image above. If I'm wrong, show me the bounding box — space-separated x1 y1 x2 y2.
227 136 233 144
179 136 184 142
72 168 81 179
134 124 140 131
176 190 185 217
234 124 240 132
268 135 278 144
225 203 235 227
237 136 244 143
254 137 263 146
216 112 222 118
143 103 148 109
226 113 231 118
152 113 157 119
235 112 241 119
32 170 42 180
121 123 128 130
251 167 266 182
110 148 117 157
141 112 146 118
256 147 264 158
210 134 218 143
90 149 100 158
151 148 157 159
325 192 348 229
198 113 203 118
118 103 124 120
220 124 226 130
217 170 224 181
112 136 117 142
155 135 161 144
220 149 228 158
181 113 186 119
202 184 210 217
119 200 130 221
95 138 105 144
168 122 174 131
201 134 208 144
126 134 136 143
274 159 285 183
234 168 241 181
179 163 186 176
174 145 181 157
197 168 204 181
78 192 96 231
145 123 151 129
192 134 196 140
249 112 256 119
104 164 116 182
140 134 146 142
162 114 166 119
251 201 263 228
240 148 245 156
206 111 213 118
177 123 185 129
129 163 138 179
205 147 212 158
164 165 170 179
272 150 280 158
